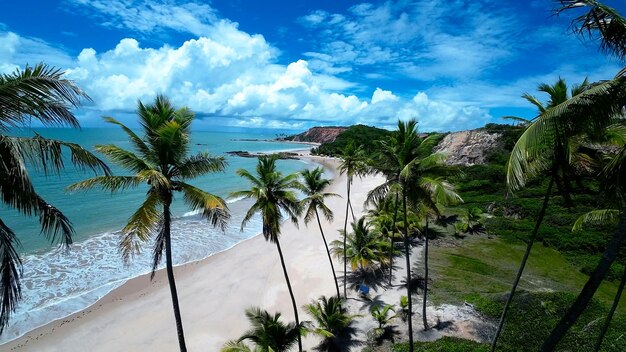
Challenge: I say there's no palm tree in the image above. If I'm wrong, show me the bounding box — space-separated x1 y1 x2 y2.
331 217 392 273
537 3 626 349
370 304 397 330
492 78 592 352
304 295 356 352
232 155 303 352
69 95 229 352
338 143 368 298
410 177 462 330
368 119 444 348
300 167 341 298
222 308 302 352
0 63 110 334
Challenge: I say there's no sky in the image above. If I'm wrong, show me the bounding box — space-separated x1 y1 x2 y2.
1 0 625 132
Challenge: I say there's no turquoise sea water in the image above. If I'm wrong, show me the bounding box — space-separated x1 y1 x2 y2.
0 128 320 343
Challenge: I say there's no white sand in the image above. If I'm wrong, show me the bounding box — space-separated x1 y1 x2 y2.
4 156 386 352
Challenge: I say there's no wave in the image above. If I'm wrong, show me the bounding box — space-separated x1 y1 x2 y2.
0 198 263 345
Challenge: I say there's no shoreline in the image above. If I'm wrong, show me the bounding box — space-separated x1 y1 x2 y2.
4 152 385 351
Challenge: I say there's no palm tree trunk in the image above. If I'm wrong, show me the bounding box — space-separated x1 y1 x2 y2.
422 219 429 330
164 202 188 352
315 209 340 298
540 213 626 352
594 263 626 351
402 188 414 351
343 179 351 299
275 239 303 352
491 177 554 352
349 199 356 222
389 193 399 286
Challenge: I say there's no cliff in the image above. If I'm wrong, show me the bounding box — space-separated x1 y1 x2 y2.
284 126 348 144
433 129 503 166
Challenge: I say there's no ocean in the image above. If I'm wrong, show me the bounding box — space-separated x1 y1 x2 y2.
0 127 321 344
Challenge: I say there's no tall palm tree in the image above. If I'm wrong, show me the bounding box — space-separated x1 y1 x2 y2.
367 119 442 349
304 295 356 352
0 63 110 334
69 95 229 352
536 3 626 350
338 143 367 298
232 155 303 352
300 167 341 298
492 78 592 352
331 217 392 273
222 308 302 352
409 177 462 330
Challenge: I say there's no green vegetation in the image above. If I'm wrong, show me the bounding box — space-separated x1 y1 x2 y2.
314 124 393 156
392 337 488 352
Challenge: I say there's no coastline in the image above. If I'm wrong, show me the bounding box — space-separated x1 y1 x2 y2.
4 152 385 351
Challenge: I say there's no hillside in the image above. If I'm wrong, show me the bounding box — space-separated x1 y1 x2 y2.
282 126 347 143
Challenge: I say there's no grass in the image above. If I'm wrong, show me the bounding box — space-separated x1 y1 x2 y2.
427 235 626 311
415 234 626 351
392 337 488 352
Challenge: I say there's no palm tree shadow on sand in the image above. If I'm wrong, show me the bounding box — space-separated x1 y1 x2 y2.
312 324 363 352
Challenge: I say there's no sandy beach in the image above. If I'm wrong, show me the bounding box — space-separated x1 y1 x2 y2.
4 155 385 351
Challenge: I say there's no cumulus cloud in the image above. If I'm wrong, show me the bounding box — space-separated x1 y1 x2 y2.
0 25 493 131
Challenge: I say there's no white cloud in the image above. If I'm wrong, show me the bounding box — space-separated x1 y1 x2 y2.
66 0 220 37
0 27 496 132
371 88 398 104
0 31 74 73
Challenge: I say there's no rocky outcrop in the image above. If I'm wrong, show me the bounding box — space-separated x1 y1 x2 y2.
284 126 347 144
433 130 501 166
226 151 299 160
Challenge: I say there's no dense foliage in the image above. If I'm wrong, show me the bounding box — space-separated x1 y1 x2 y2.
448 124 625 280
313 124 393 156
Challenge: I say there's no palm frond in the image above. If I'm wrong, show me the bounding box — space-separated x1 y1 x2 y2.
5 135 110 176
177 182 230 230
119 192 161 262
572 209 621 232
102 116 151 159
0 63 90 129
0 219 22 334
556 0 626 59
66 176 144 193
95 144 152 173
171 152 226 179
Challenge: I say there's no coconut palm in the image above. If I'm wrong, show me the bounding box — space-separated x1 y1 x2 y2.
0 63 110 334
370 304 397 330
536 3 626 349
69 95 229 352
232 155 303 351
300 167 341 298
409 177 462 330
368 119 445 347
304 295 356 352
222 308 302 352
331 217 392 273
492 78 593 352
338 142 368 298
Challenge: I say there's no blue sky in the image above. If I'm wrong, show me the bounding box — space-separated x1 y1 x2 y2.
1 0 624 132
